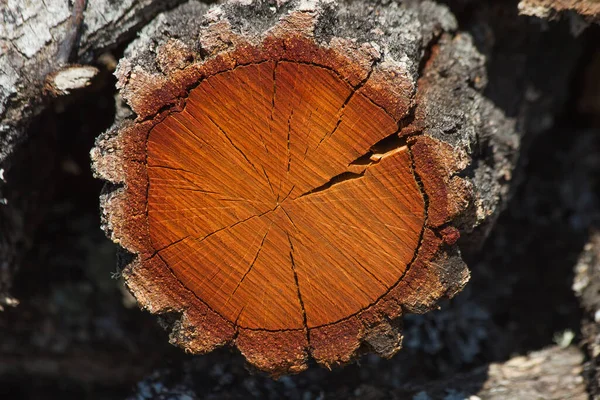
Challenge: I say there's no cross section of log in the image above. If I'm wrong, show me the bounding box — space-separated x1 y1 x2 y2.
91 0 519 375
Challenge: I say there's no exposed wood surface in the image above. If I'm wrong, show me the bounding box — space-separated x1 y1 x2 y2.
91 0 520 375
148 61 424 331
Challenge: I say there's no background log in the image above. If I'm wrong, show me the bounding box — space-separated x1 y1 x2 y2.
0 0 186 307
518 0 600 24
0 0 188 164
574 231 600 397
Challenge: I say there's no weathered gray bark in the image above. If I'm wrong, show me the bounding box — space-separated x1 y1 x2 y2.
372 346 587 399
0 0 186 306
0 0 186 164
519 0 600 28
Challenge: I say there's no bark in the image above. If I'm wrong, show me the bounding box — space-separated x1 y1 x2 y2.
0 0 185 305
91 0 520 375
0 0 186 164
348 346 588 400
518 0 600 25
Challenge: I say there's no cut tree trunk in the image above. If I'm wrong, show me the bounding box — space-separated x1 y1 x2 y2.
91 0 520 376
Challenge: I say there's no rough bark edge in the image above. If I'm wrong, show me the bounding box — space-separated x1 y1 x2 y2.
91 0 519 376
518 0 600 23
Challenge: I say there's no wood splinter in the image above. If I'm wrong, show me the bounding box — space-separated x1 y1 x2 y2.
91 0 518 376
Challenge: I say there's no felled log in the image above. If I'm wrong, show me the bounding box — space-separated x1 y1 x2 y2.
91 0 520 375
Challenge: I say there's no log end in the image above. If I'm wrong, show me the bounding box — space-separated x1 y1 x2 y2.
91 0 481 376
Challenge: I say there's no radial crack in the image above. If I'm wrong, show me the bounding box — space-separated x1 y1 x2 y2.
296 171 365 199
146 235 191 261
190 207 272 245
229 225 272 302
155 186 219 195
313 67 375 153
149 165 211 188
270 62 281 201
205 114 261 176
288 234 309 343
314 93 352 152
262 166 277 198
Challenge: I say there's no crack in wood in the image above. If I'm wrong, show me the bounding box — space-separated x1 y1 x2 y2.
228 225 272 302
287 109 293 173
262 165 277 199
204 113 261 177
314 66 375 153
295 171 366 199
146 235 191 261
294 138 408 200
148 165 212 186
288 233 310 345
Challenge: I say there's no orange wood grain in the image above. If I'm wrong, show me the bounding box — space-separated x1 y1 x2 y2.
146 62 425 331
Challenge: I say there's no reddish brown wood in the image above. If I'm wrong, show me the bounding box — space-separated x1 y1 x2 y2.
91 0 474 376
